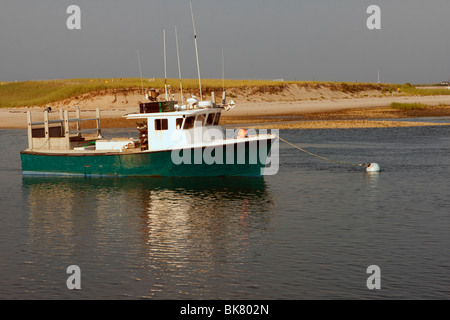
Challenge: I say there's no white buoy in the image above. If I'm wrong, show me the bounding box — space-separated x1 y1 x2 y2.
366 163 381 172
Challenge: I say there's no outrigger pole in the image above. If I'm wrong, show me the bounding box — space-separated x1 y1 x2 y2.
163 28 168 101
137 49 145 99
190 1 202 101
175 25 184 106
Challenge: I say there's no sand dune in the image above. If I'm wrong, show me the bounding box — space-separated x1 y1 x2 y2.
2 84 450 129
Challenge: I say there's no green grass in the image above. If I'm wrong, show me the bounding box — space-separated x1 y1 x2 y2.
390 102 426 110
395 84 450 96
0 78 292 107
0 78 361 108
2 78 449 108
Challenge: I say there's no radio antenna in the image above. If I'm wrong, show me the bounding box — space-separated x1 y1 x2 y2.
175 25 184 106
222 48 225 92
190 2 202 101
137 49 145 98
221 48 227 105
163 29 168 101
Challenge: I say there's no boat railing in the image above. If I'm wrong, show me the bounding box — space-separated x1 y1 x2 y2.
26 107 102 150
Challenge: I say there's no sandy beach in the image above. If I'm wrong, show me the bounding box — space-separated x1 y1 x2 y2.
2 85 450 130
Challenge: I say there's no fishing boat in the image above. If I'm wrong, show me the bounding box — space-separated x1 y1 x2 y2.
20 3 276 177
20 92 276 177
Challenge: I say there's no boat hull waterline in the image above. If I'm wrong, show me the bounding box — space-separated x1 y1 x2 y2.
21 138 275 177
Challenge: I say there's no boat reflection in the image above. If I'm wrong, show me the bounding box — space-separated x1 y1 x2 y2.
22 176 274 292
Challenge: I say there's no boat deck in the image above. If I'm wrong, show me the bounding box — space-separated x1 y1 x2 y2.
21 134 276 155
21 148 142 155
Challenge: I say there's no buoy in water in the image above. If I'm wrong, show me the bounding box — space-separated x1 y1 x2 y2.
366 163 381 172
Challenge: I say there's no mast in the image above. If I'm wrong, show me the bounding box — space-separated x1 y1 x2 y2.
163 29 168 101
175 25 184 106
222 47 226 104
222 48 225 93
137 49 145 99
190 1 202 101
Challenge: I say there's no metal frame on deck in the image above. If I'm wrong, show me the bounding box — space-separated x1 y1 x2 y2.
26 107 101 150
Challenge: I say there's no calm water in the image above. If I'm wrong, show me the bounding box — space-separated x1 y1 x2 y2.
0 125 449 299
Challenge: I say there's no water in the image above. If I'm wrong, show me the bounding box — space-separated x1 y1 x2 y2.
1 125 449 300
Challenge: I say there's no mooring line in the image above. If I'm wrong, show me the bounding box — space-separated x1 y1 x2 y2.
274 134 366 168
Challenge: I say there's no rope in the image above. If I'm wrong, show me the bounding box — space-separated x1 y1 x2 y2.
275 134 366 168
36 136 50 149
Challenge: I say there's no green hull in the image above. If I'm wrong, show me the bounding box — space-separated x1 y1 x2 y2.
21 139 274 177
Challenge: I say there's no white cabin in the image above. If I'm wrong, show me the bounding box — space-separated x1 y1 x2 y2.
125 107 223 152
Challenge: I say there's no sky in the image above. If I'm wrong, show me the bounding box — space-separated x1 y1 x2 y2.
1 0 450 84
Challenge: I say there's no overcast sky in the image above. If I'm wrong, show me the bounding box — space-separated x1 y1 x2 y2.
1 0 450 84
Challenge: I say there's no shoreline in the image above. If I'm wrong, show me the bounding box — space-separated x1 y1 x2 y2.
2 95 450 130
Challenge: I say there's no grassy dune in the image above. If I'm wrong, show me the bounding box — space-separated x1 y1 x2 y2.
0 78 144 108
1 78 449 108
0 78 286 107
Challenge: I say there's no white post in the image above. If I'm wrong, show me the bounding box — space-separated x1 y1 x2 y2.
44 110 49 140
64 110 70 149
76 106 81 137
43 110 50 149
59 108 64 137
27 111 33 150
96 108 101 138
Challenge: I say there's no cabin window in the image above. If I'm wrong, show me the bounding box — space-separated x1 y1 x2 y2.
176 118 183 130
184 116 195 130
155 118 168 130
206 113 214 126
213 113 221 125
195 115 205 126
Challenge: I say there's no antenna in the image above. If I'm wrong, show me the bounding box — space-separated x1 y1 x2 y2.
221 48 226 105
222 48 225 92
137 49 145 98
175 25 184 106
163 29 168 101
190 1 202 101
